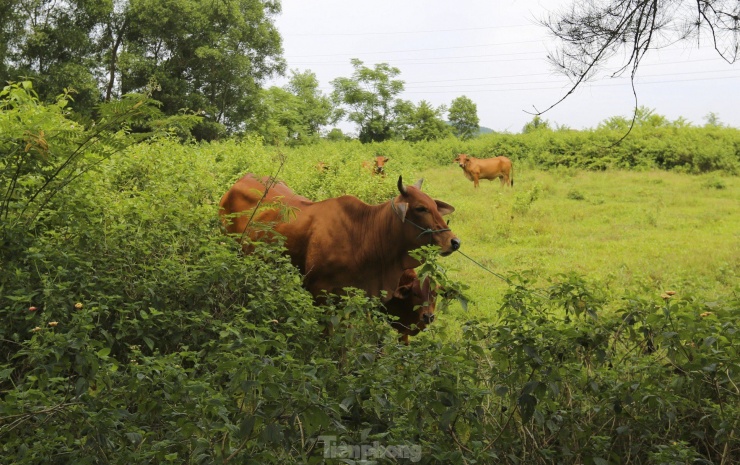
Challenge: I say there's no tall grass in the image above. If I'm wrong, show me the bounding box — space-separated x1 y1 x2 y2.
420 167 739 329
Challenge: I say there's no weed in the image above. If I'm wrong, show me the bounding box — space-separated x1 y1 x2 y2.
567 189 585 200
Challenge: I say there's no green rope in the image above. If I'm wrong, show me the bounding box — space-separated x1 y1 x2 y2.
455 249 513 286
455 249 550 300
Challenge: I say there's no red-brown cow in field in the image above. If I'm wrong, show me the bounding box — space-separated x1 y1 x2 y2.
383 269 437 344
362 156 389 176
454 154 513 188
219 174 459 301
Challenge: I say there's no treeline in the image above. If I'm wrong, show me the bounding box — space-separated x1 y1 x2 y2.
4 0 739 157
0 1 480 143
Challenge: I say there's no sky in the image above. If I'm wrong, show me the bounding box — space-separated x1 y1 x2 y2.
266 0 740 135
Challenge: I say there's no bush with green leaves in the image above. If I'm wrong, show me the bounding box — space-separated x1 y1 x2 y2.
1 90 738 464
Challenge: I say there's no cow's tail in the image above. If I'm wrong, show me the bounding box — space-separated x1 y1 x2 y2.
510 164 514 187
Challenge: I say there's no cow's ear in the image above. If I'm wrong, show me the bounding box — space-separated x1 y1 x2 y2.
395 202 408 222
435 200 455 216
393 283 413 299
383 156 389 162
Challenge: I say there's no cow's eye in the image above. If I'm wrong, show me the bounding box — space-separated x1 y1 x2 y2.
415 206 427 213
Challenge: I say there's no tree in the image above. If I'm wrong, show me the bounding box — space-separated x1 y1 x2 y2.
252 70 336 145
704 112 724 127
448 96 480 140
252 86 299 145
331 59 405 143
540 0 739 117
522 115 552 134
1 0 285 136
0 0 107 115
400 100 451 142
285 70 337 137
326 128 350 141
118 0 285 135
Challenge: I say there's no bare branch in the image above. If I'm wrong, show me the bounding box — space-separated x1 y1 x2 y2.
537 0 739 124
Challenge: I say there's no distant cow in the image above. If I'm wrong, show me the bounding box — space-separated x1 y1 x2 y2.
362 156 389 176
454 154 513 188
219 174 460 301
383 269 437 344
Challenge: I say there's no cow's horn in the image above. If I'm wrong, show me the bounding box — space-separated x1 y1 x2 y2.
414 178 424 190
398 176 407 195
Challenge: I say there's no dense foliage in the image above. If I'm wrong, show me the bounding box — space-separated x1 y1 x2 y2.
1 86 738 464
0 0 284 135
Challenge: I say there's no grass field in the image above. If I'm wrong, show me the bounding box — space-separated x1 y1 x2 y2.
413 165 739 327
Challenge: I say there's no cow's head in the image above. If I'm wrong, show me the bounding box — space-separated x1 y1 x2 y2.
454 154 470 168
374 156 389 175
388 270 438 344
394 176 461 255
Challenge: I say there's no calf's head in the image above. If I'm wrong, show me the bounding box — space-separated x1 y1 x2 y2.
454 153 470 168
374 156 389 175
387 270 438 344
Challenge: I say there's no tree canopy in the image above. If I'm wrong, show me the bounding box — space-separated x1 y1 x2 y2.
448 96 480 140
331 59 406 143
0 0 285 136
1 3 488 143
254 70 336 145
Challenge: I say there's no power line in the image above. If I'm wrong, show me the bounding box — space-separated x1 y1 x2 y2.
291 56 549 66
403 68 740 90
282 39 548 58
397 74 740 94
282 23 539 37
288 54 730 68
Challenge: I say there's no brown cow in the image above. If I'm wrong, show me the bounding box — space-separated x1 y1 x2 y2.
219 175 312 247
219 174 460 301
383 269 437 344
362 156 389 176
454 154 513 188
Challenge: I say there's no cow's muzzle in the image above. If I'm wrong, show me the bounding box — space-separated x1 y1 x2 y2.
440 237 461 256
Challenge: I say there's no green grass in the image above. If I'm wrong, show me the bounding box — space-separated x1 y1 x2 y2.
417 166 739 324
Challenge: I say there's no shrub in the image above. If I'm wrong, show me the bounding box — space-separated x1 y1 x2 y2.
1 94 738 464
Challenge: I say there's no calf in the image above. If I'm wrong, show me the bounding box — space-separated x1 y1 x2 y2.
362 156 389 176
454 153 513 188
382 269 437 344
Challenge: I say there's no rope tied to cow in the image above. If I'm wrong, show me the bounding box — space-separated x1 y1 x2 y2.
389 197 451 241
454 249 551 300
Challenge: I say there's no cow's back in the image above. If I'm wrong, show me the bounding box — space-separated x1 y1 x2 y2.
474 156 513 186
275 196 398 298
219 174 312 240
